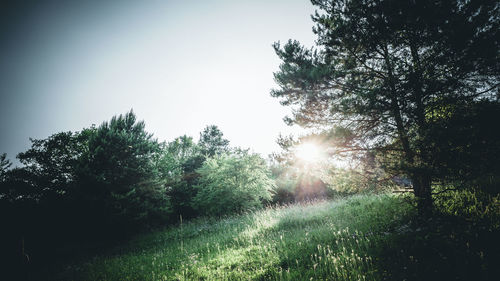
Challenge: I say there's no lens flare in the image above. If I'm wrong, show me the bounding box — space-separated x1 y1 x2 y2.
295 142 323 164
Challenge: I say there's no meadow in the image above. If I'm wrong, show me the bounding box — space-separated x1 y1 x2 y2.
2 1 498 280
43 192 499 281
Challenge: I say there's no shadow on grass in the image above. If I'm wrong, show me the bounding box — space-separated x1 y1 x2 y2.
372 213 500 281
256 195 500 281
13 194 500 281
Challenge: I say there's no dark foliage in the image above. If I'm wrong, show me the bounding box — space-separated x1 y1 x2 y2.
160 135 204 219
272 0 500 213
77 111 170 231
0 112 277 279
0 111 172 280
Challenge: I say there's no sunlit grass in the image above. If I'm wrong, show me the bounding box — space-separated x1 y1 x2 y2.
55 194 415 280
49 191 499 280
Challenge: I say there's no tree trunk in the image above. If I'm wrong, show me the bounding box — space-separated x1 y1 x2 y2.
382 42 433 216
412 173 433 216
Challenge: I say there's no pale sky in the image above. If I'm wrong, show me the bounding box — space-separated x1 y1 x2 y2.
0 0 317 165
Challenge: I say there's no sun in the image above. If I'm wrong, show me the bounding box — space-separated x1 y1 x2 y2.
295 142 323 164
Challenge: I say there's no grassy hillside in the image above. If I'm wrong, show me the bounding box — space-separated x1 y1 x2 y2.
47 193 498 281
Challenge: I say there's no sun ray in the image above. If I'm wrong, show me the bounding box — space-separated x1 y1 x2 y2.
295 142 323 164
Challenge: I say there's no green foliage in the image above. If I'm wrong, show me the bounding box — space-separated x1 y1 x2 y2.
0 112 171 232
0 153 11 182
48 193 498 281
1 131 89 202
3 111 296 278
272 0 500 212
81 110 170 227
271 172 329 204
323 168 369 194
0 129 99 280
425 100 500 188
11 130 92 200
48 195 409 280
0 153 15 201
0 130 93 238
269 164 297 204
199 125 230 157
434 187 500 228
193 151 275 216
322 167 394 197
158 135 204 218
157 126 232 219
158 135 203 181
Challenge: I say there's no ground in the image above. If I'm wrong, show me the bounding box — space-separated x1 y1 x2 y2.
36 193 500 280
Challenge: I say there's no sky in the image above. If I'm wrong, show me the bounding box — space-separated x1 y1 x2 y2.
0 0 317 165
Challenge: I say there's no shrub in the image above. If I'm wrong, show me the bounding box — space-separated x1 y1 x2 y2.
192 151 275 216
434 187 500 228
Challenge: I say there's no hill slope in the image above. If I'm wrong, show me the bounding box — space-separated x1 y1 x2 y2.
52 193 498 281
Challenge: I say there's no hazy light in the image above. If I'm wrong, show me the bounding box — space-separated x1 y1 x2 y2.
0 0 317 166
295 142 324 164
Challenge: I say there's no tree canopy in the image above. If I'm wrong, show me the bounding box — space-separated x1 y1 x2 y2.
199 125 230 157
79 110 170 227
272 0 499 213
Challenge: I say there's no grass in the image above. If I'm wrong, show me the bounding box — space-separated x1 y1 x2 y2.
46 193 498 281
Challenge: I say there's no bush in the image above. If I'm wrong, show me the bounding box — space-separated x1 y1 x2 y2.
434 187 500 228
192 151 275 216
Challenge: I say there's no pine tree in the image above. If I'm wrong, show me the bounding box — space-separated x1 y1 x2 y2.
272 0 499 214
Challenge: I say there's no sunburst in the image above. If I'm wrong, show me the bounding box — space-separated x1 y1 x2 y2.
295 142 323 164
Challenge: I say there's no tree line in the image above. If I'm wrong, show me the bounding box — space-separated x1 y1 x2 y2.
0 112 277 274
0 109 394 277
0 110 379 274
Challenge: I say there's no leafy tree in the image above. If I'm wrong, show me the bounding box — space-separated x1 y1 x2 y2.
15 131 92 199
80 110 170 228
159 135 204 181
199 125 230 157
0 153 11 203
0 153 11 182
272 0 499 214
0 130 95 271
0 130 95 207
159 135 204 218
193 150 275 217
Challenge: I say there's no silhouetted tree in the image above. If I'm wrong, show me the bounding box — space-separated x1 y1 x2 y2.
272 0 499 214
0 130 94 278
424 100 500 193
14 131 92 201
0 153 11 182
